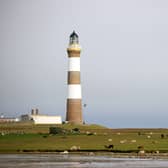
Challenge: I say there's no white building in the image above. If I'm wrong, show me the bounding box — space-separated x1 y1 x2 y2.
0 117 19 123
30 115 62 124
20 113 62 125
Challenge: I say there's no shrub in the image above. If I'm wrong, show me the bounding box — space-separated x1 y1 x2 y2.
49 127 65 135
72 128 80 133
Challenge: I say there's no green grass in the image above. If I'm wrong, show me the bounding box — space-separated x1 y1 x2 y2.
0 122 107 134
0 123 168 153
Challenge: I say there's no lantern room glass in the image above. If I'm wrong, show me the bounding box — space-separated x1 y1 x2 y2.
69 31 79 44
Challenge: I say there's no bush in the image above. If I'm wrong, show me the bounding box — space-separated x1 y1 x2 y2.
49 127 65 135
72 128 80 133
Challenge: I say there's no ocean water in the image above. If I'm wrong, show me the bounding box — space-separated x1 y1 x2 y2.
0 154 168 168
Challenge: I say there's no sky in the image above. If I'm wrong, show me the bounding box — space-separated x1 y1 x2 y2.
1 0 168 128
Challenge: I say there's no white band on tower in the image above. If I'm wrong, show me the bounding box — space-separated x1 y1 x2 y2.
68 84 82 99
68 57 80 71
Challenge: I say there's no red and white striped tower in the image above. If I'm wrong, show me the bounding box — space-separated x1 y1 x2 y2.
66 31 83 124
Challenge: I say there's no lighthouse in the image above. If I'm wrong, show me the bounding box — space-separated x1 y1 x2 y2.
66 31 83 124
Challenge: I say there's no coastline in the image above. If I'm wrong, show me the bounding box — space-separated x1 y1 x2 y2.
1 150 168 159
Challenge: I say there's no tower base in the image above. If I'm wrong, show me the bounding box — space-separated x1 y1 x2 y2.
66 99 83 124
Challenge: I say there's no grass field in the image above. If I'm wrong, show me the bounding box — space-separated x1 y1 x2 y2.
0 123 168 153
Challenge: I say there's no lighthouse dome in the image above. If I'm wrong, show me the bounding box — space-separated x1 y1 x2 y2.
69 31 79 44
70 31 78 38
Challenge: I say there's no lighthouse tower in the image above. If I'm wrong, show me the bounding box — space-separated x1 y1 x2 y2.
66 31 83 124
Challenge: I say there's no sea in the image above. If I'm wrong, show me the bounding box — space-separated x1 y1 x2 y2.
0 154 168 168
